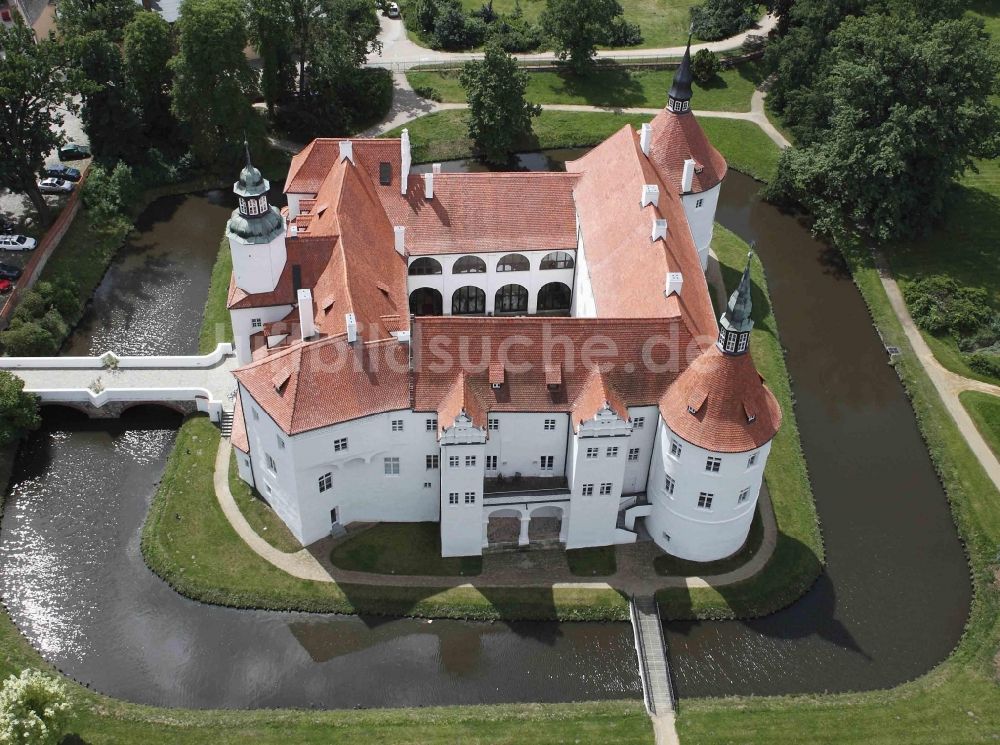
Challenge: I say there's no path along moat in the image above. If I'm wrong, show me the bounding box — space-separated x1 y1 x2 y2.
0 158 971 708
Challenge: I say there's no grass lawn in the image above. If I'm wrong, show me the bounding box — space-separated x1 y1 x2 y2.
676 237 1000 745
566 546 617 576
199 238 236 354
960 390 1000 461
408 62 763 112
386 109 780 181
402 0 700 50
654 506 764 576
330 523 482 575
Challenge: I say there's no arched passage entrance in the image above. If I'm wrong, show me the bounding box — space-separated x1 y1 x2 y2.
409 287 443 316
528 505 566 544
537 282 572 314
485 507 522 549
452 286 486 315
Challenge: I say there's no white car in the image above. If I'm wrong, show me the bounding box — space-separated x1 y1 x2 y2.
0 235 37 252
38 177 74 194
386 1 400 17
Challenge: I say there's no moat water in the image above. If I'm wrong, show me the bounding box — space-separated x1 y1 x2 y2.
0 153 971 708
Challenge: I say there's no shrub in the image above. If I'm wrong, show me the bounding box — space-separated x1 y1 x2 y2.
412 0 440 33
413 84 443 101
0 372 40 446
486 14 545 52
968 351 1000 379
434 4 483 49
690 48 721 83
0 321 59 357
903 275 992 337
82 161 137 233
690 0 758 41
741 33 766 54
604 15 642 47
38 308 68 340
0 670 73 745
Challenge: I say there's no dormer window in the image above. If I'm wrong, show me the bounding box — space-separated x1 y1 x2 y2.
725 333 737 353
247 198 259 216
258 195 268 212
747 414 757 424
737 332 749 353
687 405 697 414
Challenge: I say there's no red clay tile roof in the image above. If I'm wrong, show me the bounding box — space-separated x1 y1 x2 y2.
231 394 249 453
412 317 699 430
660 344 781 453
647 110 728 195
567 126 718 341
285 138 403 197
234 334 412 435
571 369 630 430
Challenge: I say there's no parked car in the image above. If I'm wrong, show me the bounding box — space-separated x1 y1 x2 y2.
0 218 15 234
42 164 82 182
0 279 12 293
58 142 91 161
0 235 37 252
0 263 23 280
38 177 74 194
386 1 400 16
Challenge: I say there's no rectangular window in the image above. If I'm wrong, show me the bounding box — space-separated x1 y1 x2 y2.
426 418 437 431
251 318 262 329
737 332 749 353
582 483 594 496
488 417 499 431
252 408 260 421
586 447 599 459
738 487 750 504
384 457 400 476
449 455 460 467
632 416 645 429
599 482 613 495
465 455 476 467
606 446 619 458
277 436 285 450
695 198 704 208
747 452 758 468
379 161 391 186
697 492 714 510
665 475 675 495
333 437 348 452
486 455 498 471
426 454 439 470
543 419 556 430
464 491 476 504
448 492 459 505
725 334 737 353
669 439 682 458
540 455 554 471
628 447 640 461
318 472 332 492
424 482 432 489
265 453 277 473
391 419 404 432
706 456 722 473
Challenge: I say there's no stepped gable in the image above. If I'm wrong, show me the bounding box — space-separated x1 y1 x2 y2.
411 316 699 421
660 344 781 452
233 334 411 435
567 126 718 342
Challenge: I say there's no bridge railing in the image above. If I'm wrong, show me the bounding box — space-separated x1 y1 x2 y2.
31 386 226 422
0 343 234 370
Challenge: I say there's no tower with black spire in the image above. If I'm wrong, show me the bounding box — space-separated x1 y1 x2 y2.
717 249 754 355
667 35 694 114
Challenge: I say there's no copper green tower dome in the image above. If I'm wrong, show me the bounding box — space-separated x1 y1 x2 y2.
227 142 284 245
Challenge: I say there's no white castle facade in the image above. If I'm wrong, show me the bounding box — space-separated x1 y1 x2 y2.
226 50 782 562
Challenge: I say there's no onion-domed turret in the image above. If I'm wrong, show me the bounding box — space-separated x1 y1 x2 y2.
667 36 694 114
717 249 754 355
227 142 284 245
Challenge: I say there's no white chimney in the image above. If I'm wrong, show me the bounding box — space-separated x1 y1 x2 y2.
297 288 316 340
393 226 405 255
641 184 659 208
432 163 442 174
345 313 358 344
400 129 411 195
424 171 434 200
339 140 354 163
666 272 684 297
681 158 695 193
651 218 668 242
640 123 652 156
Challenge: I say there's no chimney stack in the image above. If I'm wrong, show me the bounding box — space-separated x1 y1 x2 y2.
665 272 684 297
424 171 434 200
651 218 668 242
297 288 316 340
393 226 405 255
400 129 411 195
345 313 358 344
681 159 695 193
340 140 354 163
641 184 659 208
640 123 652 156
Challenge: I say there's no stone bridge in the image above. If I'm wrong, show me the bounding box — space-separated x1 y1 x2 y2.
0 344 239 422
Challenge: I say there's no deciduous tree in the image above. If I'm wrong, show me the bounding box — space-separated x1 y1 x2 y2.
54 0 137 41
0 374 41 446
124 11 176 139
541 0 624 73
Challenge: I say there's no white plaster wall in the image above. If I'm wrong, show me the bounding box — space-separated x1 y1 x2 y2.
646 419 772 561
485 412 569 479
235 449 254 484
407 249 575 316
682 182 721 271
230 305 293 364
440 439 487 556
622 405 658 494
229 227 287 296
570 228 598 318
286 192 311 220
564 414 631 548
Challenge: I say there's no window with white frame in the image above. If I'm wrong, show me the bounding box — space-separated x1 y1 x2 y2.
628 447 640 461
725 333 737 353
747 452 758 468
265 453 277 473
738 487 750 504
488 417 499 431
543 419 556 430
449 455 460 467
706 456 722 473
540 455 554 471
318 472 332 492
582 483 594 496
465 455 476 467
697 492 714 510
426 418 437 431
606 446 619 458
486 455 497 471
464 492 476 504
426 454 439 470
738 332 749 353
251 318 262 329
448 492 459 505
384 457 400 476
586 447 599 459
695 198 704 208
599 482 613 495
391 419 404 432
665 475 675 495
670 439 682 458
632 416 645 429
333 437 348 452
277 436 285 450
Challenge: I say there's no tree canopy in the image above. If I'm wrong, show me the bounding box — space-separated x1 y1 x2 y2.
124 11 176 140
0 373 41 446
541 0 625 72
54 0 137 42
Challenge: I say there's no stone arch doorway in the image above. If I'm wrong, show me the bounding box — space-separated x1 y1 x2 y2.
528 505 566 545
409 287 443 316
485 507 522 549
